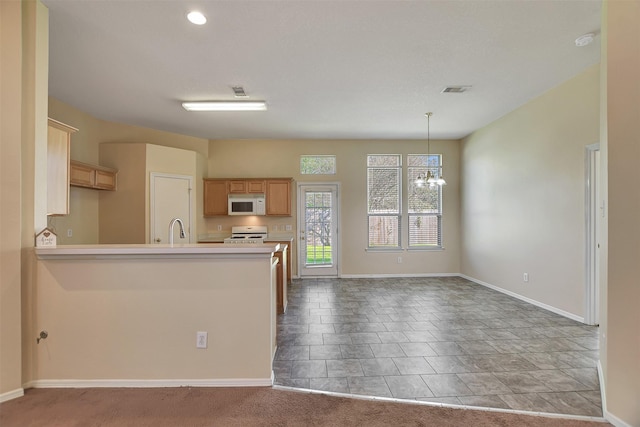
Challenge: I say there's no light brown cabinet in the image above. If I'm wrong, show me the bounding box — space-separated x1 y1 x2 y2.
70 160 117 190
204 178 292 217
266 179 292 216
269 240 292 314
228 179 266 194
47 118 77 216
203 179 229 216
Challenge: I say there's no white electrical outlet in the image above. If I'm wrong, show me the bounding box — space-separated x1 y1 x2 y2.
217 225 222 231
285 225 292 231
523 273 529 282
67 229 73 237
397 256 402 264
196 331 208 349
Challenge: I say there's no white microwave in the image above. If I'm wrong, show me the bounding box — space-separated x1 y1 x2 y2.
228 195 266 216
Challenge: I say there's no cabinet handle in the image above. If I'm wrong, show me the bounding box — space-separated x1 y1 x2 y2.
155 238 161 243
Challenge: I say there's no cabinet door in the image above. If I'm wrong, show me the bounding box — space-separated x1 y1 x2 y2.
247 180 266 193
95 170 117 190
228 180 247 193
266 179 291 216
204 179 229 216
47 119 76 215
69 161 94 188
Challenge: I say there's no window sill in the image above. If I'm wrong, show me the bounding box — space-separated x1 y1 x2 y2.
407 247 445 252
365 248 404 252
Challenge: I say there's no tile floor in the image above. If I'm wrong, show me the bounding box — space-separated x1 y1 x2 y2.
274 277 602 417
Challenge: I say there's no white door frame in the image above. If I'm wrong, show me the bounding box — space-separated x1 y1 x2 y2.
584 144 600 325
297 182 341 278
150 172 194 244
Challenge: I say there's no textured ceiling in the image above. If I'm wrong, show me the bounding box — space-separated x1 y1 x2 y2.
43 0 601 140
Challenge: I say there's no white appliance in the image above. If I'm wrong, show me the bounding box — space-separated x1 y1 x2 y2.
223 225 268 244
228 194 266 216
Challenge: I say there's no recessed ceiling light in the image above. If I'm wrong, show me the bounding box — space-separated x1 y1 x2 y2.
575 33 595 47
187 11 207 25
182 101 267 112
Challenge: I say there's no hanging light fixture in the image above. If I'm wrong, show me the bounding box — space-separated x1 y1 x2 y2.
415 112 446 188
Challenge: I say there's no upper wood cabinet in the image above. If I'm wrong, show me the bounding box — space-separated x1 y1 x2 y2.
228 179 266 194
70 160 118 190
203 178 292 217
204 179 229 216
47 118 77 216
266 179 292 216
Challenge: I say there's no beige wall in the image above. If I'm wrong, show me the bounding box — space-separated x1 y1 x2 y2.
0 0 24 399
99 143 147 243
47 98 101 244
460 65 600 319
16 0 49 395
32 255 274 383
47 98 209 244
604 0 640 425
208 138 461 276
98 143 198 244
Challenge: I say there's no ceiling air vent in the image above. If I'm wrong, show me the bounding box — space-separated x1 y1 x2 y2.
441 85 471 93
232 86 248 97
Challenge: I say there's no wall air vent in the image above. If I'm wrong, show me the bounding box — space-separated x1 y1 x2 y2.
232 86 248 97
441 85 471 93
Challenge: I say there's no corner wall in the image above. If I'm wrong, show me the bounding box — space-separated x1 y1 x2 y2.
460 64 600 319
604 0 640 425
0 0 24 400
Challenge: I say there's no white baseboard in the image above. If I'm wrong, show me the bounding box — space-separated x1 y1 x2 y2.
0 388 24 403
340 273 459 279
597 363 634 427
597 360 607 415
459 274 585 323
605 411 635 427
24 378 273 389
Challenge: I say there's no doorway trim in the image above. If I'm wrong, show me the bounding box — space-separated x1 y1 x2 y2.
297 182 341 278
584 143 600 326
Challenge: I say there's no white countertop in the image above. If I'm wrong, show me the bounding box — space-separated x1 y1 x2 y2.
35 243 281 260
197 233 294 243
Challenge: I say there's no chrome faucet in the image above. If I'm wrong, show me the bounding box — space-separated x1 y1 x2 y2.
168 218 186 245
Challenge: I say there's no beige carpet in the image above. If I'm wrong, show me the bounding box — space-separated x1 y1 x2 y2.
0 387 610 426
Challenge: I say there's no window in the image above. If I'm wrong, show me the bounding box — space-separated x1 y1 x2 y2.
408 154 443 248
367 155 401 248
300 155 336 174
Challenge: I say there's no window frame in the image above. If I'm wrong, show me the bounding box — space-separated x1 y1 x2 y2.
366 154 402 250
300 155 337 175
407 154 444 250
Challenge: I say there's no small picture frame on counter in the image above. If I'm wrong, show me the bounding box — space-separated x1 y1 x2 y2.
35 227 57 247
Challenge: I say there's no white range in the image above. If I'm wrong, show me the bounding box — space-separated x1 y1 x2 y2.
223 225 268 244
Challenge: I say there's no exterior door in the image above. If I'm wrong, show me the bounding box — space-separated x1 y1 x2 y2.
298 184 339 277
150 173 193 244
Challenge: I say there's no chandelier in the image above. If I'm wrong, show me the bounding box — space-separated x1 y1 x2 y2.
415 112 446 188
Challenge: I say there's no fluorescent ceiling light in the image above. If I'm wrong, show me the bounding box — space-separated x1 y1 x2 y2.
182 101 267 112
187 11 207 25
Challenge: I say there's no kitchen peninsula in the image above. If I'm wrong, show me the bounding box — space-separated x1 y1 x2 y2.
32 243 280 388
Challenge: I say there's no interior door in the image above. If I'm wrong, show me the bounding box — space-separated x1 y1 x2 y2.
298 184 339 277
150 173 193 244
